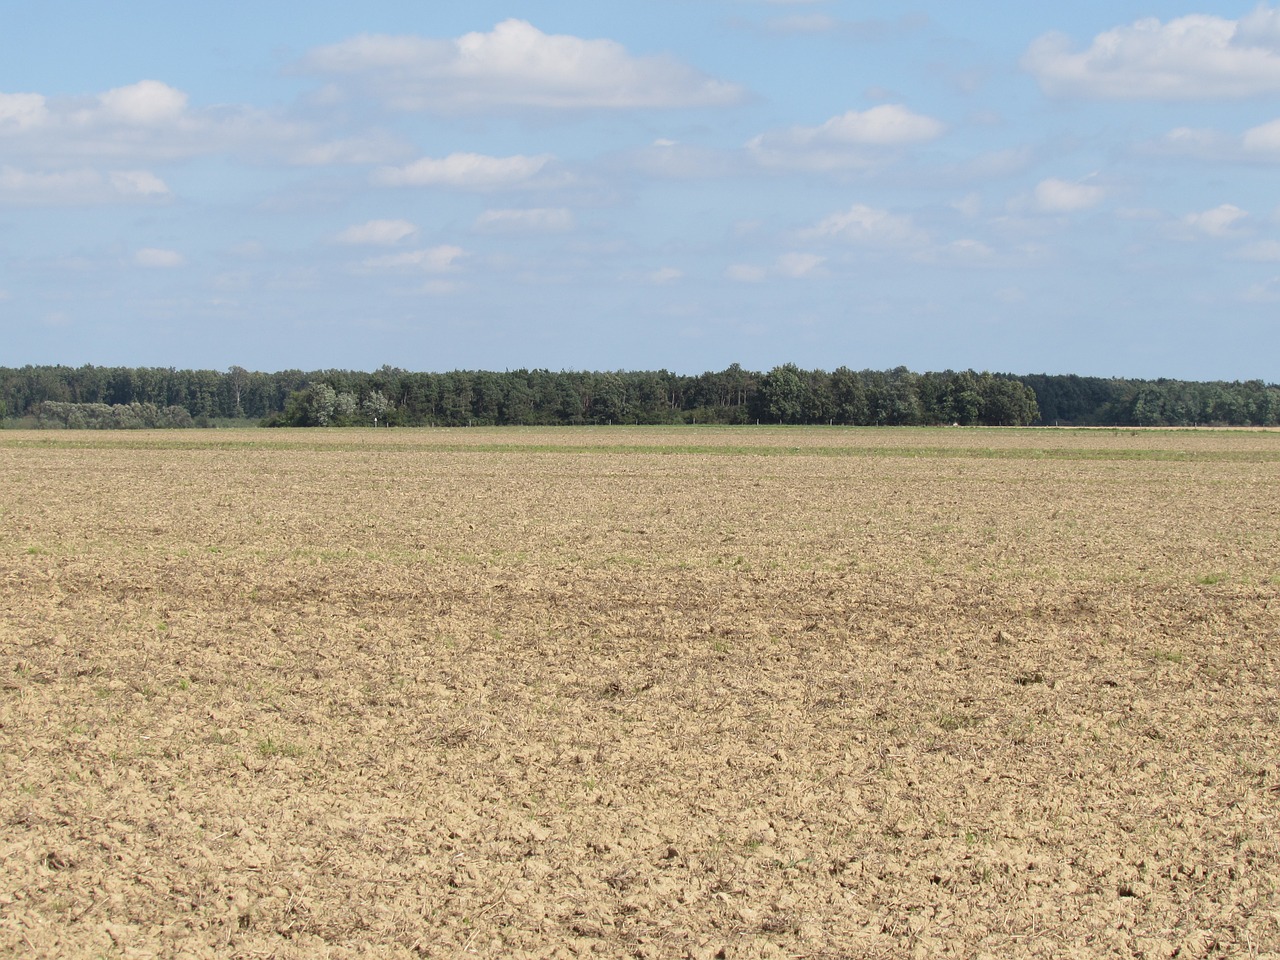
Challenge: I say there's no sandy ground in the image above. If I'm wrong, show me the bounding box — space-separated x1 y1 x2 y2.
1 427 1278 958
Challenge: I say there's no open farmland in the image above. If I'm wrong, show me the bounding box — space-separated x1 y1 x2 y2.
2 427 1279 959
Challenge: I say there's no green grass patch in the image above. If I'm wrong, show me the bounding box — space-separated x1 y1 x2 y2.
3 424 1277 465
257 737 305 758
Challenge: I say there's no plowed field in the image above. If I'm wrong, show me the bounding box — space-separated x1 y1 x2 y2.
2 427 1278 959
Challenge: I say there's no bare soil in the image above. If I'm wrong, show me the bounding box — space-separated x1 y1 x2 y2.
2 427 1278 958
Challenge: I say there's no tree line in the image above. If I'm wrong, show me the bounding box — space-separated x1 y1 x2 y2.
1 363 1277 428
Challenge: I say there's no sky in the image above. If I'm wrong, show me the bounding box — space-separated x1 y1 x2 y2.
3 2 1280 380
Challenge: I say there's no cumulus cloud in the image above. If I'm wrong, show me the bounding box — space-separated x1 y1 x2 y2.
0 81 197 156
374 152 553 190
3 84 188 133
1024 7 1280 99
1242 276 1280 302
1233 239 1280 261
1154 116 1280 162
1032 177 1105 213
474 207 575 233
336 219 418 245
0 93 49 130
804 105 945 146
0 165 170 205
936 238 996 263
302 19 745 112
0 80 400 170
1184 203 1248 236
1243 117 1280 154
726 253 825 282
800 202 928 245
134 247 185 268
97 80 188 124
726 263 767 283
1156 125 1228 158
951 193 982 218
748 104 945 171
109 170 171 196
292 134 414 167
776 252 826 277
360 245 465 273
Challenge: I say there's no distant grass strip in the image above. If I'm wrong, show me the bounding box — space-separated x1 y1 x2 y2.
3 434 1278 462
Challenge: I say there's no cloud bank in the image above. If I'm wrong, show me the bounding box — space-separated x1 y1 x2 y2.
303 19 746 112
1025 6 1280 99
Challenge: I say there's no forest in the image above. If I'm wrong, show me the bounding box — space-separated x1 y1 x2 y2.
1 363 1277 429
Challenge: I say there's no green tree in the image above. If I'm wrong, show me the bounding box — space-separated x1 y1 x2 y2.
946 371 983 425
361 390 391 425
333 391 358 425
758 364 809 423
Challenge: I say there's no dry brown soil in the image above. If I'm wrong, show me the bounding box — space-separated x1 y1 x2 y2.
1 427 1278 959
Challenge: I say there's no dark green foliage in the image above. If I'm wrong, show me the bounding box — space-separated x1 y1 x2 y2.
756 364 810 423
1 363 1276 428
1022 374 1280 427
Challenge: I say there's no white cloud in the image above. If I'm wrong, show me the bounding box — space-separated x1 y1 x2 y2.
726 263 767 283
0 93 49 130
291 134 413 166
1024 8 1280 99
0 166 100 198
1233 239 1280 261
474 207 575 233
939 238 996 262
302 19 745 112
806 105 945 146
1243 117 1280 154
1242 276 1280 302
1185 203 1248 237
1154 117 1280 162
361 245 465 273
1032 177 1105 213
726 253 825 282
0 288 10 301
336 219 419 245
0 165 170 205
648 267 683 285
109 170 170 197
134 247 185 268
776 252 825 277
1162 126 1224 154
951 193 981 218
97 80 188 125
374 152 553 190
0 80 388 170
801 202 928 245
748 104 944 171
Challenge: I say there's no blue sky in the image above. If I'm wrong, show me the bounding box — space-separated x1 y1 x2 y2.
3 1 1280 380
